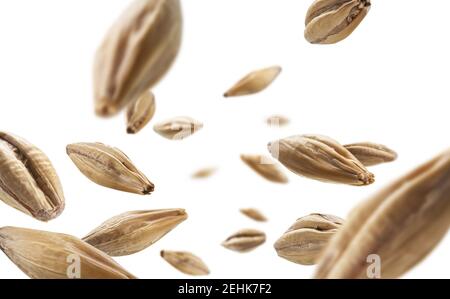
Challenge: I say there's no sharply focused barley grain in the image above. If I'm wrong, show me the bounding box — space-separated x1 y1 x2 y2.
274 214 343 265
83 209 188 256
66 142 154 195
305 0 371 44
268 134 374 186
0 132 64 221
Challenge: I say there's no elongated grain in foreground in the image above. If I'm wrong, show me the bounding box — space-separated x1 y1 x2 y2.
241 154 288 184
222 229 266 253
305 0 371 44
94 0 182 116
224 66 281 97
344 142 397 167
0 132 64 221
66 142 154 195
161 250 210 276
268 134 374 186
0 227 135 279
240 208 267 222
83 209 187 256
126 91 156 134
274 214 343 265
315 149 450 278
153 117 203 140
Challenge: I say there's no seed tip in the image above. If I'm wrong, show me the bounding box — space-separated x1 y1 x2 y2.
142 184 155 195
359 172 375 185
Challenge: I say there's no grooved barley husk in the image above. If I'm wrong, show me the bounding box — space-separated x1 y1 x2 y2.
0 132 64 221
0 226 135 279
344 142 397 167
315 149 450 278
268 134 374 186
161 250 210 276
274 214 343 265
94 0 182 116
83 209 188 256
222 229 266 253
224 66 281 97
305 0 371 44
126 91 156 134
66 142 154 195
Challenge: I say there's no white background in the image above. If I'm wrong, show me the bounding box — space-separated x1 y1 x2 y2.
0 0 449 279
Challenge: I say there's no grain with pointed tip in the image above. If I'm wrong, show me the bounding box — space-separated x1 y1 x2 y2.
66 142 154 195
161 250 210 276
0 132 64 222
344 142 397 167
305 0 371 44
241 154 288 184
126 91 156 134
315 149 450 278
83 209 188 256
224 66 281 97
240 208 267 222
268 134 374 186
94 0 182 116
274 214 343 265
222 229 266 253
0 226 135 279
